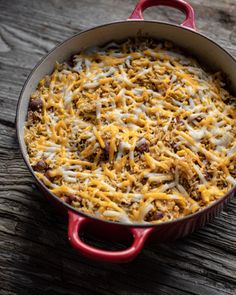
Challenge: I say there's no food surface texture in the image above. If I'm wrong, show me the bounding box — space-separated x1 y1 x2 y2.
24 39 236 224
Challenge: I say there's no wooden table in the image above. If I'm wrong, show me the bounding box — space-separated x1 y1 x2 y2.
0 0 236 294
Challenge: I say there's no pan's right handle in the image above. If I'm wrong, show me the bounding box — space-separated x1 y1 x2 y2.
128 0 196 30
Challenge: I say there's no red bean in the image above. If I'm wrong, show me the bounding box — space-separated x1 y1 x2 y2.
104 141 110 160
34 160 48 172
135 142 149 154
150 211 164 221
29 98 43 111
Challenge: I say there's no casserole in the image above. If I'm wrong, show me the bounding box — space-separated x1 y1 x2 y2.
16 0 236 262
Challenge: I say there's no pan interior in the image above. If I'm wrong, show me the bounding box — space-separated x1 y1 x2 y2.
17 20 236 226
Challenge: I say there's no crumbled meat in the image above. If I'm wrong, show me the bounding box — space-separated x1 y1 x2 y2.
79 101 96 116
44 170 54 182
135 142 149 154
173 205 179 212
141 178 147 185
170 141 178 153
27 110 38 124
77 139 87 151
174 115 180 123
203 168 212 181
61 194 81 204
69 194 80 202
61 196 70 203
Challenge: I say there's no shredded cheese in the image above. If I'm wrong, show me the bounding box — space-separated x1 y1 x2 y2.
25 39 236 224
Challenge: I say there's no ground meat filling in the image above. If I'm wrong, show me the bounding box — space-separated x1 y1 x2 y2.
24 39 236 224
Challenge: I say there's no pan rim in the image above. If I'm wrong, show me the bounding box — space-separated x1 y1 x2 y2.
16 19 236 228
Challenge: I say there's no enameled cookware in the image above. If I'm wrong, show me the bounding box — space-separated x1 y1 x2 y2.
16 0 236 263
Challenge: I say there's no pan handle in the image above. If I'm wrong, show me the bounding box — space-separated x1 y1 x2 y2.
68 211 154 263
128 0 196 30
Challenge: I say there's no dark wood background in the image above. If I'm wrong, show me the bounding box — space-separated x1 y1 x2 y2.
0 0 236 294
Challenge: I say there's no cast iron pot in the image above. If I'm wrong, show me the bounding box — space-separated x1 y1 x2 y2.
16 0 236 263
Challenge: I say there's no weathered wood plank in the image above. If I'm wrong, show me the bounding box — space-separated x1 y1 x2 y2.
0 0 236 294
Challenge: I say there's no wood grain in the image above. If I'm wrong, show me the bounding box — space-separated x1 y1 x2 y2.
0 0 236 294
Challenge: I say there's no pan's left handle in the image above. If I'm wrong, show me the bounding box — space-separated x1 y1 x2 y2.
128 0 196 30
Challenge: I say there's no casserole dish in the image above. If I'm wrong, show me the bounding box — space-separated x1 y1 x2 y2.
16 0 236 263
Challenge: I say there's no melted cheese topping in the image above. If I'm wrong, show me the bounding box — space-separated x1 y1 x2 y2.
24 39 236 224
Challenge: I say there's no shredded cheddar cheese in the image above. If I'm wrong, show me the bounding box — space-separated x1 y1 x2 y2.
24 39 236 224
